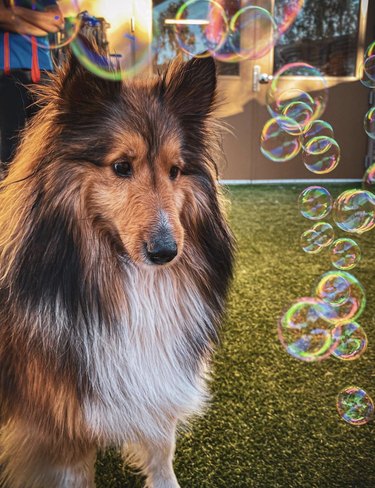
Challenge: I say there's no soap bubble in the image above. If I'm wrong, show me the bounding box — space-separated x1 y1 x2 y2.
267 63 328 126
260 117 301 162
302 137 340 174
278 298 338 362
228 6 278 61
360 56 375 88
174 0 228 58
301 229 323 254
300 120 334 150
298 186 333 221
333 190 375 234
363 163 375 192
331 322 367 361
314 271 366 325
363 55 375 81
331 238 361 270
364 107 375 140
311 222 334 247
274 0 304 35
281 101 313 135
315 272 351 306
365 41 375 59
337 386 374 425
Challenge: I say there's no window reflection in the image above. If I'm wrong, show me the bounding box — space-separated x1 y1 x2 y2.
153 0 240 76
274 0 361 77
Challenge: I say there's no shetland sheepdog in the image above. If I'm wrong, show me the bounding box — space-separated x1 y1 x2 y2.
0 44 234 488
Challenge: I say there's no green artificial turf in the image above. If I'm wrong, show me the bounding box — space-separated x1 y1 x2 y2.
95 184 375 488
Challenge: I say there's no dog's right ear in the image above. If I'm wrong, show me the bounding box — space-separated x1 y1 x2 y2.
57 35 122 107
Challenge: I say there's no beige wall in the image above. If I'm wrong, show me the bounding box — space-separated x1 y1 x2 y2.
220 80 369 181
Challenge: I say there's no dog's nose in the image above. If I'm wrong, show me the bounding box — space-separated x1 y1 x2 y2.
146 238 178 264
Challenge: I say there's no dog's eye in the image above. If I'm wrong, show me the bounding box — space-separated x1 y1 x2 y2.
169 166 181 181
113 161 133 178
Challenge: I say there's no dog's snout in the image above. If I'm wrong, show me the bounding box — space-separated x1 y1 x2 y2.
146 237 178 265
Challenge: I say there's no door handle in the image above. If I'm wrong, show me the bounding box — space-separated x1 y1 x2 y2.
253 65 273 92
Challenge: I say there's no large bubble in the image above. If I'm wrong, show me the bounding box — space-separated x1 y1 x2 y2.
298 186 333 221
331 322 367 361
267 63 328 130
278 298 338 362
333 190 375 234
337 386 374 426
331 238 361 271
260 117 301 162
302 137 340 174
314 271 366 325
173 0 229 59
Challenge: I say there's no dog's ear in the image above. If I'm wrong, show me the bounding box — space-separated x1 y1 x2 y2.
57 34 122 107
163 55 217 119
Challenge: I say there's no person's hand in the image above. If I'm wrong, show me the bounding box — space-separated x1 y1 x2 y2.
11 5 65 34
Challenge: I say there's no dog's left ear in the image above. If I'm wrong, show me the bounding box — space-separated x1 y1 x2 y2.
58 35 122 107
163 55 217 119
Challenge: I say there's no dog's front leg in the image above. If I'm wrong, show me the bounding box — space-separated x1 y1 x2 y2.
124 425 181 488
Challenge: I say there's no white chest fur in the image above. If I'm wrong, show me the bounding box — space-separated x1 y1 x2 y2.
83 266 211 446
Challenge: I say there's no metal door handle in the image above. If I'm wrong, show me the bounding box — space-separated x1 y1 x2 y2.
253 65 273 92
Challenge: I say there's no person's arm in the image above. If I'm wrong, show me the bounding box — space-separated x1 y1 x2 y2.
10 4 64 34
0 3 49 36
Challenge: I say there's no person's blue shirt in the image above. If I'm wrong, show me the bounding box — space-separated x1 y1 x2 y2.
0 0 57 71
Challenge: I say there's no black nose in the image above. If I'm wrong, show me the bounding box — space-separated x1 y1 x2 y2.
146 239 178 264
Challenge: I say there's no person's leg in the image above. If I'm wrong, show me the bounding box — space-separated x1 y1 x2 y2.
0 69 48 176
0 71 32 167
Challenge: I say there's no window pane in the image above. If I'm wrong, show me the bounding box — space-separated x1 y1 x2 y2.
152 0 240 76
274 0 361 76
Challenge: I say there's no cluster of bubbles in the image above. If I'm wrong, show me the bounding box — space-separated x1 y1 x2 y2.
260 64 341 175
167 0 304 63
277 42 375 426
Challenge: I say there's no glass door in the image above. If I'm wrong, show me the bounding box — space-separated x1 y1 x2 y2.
148 0 369 181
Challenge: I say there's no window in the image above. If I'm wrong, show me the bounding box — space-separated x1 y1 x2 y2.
152 0 240 76
274 0 361 77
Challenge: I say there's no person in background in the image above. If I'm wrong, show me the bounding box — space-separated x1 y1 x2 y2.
0 0 63 173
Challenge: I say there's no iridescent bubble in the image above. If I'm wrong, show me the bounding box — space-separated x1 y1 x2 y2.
304 136 334 155
333 189 375 234
315 272 351 306
314 271 366 325
274 0 304 35
311 222 334 247
363 163 375 192
278 297 338 362
331 238 361 270
364 107 375 140
267 63 328 125
301 120 334 150
301 227 330 254
174 0 228 58
227 6 278 61
303 137 340 174
360 57 375 88
331 322 367 361
260 117 301 162
365 41 375 59
298 186 333 221
364 55 375 81
282 101 313 135
337 386 374 425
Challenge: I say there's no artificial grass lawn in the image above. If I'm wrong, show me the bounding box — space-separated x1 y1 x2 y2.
95 184 375 488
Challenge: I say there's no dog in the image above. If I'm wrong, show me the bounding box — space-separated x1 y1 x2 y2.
0 43 234 488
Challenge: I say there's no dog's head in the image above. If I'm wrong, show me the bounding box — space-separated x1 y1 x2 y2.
10 44 225 269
